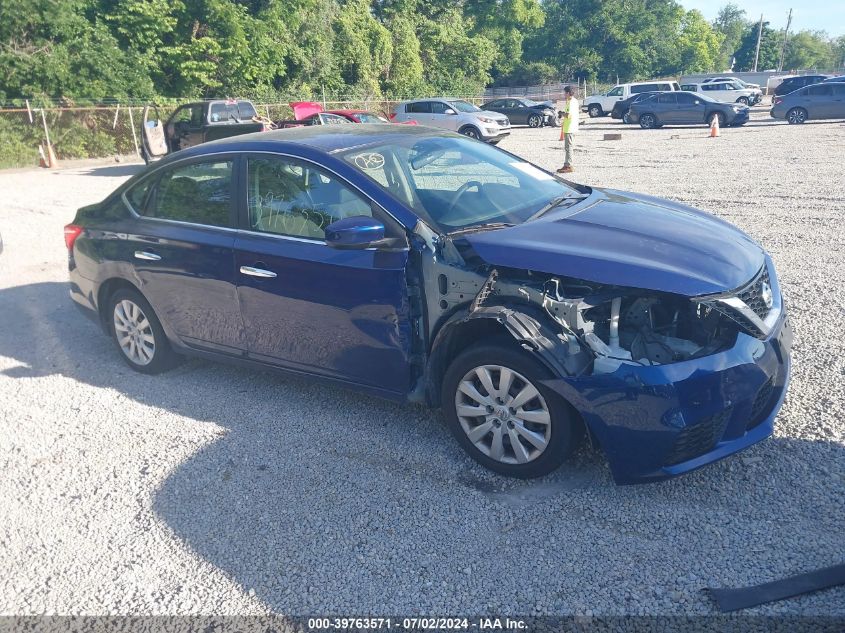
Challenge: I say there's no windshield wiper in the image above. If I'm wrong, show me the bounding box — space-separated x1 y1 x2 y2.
528 194 587 221
446 222 514 237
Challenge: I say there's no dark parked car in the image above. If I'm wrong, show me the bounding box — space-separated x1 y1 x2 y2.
480 98 558 127
141 100 267 164
773 75 830 96
65 125 790 484
771 82 845 123
610 92 661 123
628 91 749 128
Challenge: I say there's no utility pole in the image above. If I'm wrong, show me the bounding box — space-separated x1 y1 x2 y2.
753 14 764 72
778 8 793 71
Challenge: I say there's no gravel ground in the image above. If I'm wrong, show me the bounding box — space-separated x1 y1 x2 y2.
1 108 844 617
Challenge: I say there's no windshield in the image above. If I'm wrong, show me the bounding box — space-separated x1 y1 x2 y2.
449 100 481 113
341 135 583 233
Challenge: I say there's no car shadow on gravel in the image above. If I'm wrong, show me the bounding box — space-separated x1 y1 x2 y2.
73 164 145 178
2 281 843 614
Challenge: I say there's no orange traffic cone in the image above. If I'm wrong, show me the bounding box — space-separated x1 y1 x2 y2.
709 114 720 138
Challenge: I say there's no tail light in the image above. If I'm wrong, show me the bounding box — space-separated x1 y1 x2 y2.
389 112 397 120
64 224 83 252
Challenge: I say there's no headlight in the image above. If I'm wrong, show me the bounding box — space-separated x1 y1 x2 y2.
478 116 498 124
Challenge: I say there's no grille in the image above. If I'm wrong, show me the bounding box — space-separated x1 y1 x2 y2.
747 378 775 430
737 266 771 321
704 265 773 339
665 408 733 466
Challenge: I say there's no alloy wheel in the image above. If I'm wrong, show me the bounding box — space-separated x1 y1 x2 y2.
462 127 480 139
787 108 806 124
528 114 541 128
113 299 155 366
454 364 551 465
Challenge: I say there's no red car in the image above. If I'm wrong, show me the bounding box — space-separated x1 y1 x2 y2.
277 102 413 128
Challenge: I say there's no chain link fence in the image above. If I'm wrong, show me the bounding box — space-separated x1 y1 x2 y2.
0 95 495 170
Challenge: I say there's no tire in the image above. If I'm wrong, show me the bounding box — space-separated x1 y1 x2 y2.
108 288 177 374
737 96 749 105
710 111 726 127
622 111 631 124
442 342 580 478
588 104 603 118
786 107 807 124
527 114 542 128
459 125 481 139
639 113 657 129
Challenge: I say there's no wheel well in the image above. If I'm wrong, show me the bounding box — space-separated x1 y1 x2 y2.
459 124 480 135
96 278 140 330
426 318 513 407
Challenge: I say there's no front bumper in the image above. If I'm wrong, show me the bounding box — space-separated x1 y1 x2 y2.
481 129 510 143
544 309 792 484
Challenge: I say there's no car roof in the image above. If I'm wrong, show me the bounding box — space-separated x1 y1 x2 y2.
185 123 444 154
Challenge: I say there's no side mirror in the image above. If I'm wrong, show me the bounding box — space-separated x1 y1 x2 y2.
443 108 456 115
325 216 385 249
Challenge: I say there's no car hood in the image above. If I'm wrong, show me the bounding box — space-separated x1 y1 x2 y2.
478 110 509 120
463 189 764 297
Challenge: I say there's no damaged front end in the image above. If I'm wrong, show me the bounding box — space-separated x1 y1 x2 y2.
421 233 791 484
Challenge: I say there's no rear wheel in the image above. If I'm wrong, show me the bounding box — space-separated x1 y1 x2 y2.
639 113 657 129
786 107 807 124
443 343 580 478
622 111 632 124
108 288 176 374
459 125 481 139
527 113 542 128
588 104 603 118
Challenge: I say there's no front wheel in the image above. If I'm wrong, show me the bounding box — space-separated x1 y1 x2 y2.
459 126 481 139
639 113 657 129
588 104 603 118
443 343 580 478
710 112 726 127
527 114 542 128
622 111 632 124
108 288 177 374
736 96 749 105
786 107 807 124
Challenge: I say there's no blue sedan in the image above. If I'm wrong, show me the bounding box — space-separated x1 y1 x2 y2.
65 126 791 484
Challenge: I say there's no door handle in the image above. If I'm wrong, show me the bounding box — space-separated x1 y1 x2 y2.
240 265 277 278
134 250 161 261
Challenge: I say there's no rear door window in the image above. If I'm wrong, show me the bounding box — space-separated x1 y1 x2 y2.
407 102 432 114
145 160 235 227
676 93 698 104
807 84 833 96
657 93 677 104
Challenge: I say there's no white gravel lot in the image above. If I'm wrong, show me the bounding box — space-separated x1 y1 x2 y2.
0 109 844 618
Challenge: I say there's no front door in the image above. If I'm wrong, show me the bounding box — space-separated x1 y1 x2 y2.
121 156 245 354
430 101 460 131
674 92 704 124
234 154 412 394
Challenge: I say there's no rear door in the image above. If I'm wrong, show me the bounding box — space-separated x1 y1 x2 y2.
120 156 244 354
233 154 412 393
405 101 433 125
655 93 679 123
805 83 835 119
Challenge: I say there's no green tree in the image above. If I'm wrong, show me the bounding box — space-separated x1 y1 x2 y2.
712 4 748 70
734 21 780 71
782 31 836 71
676 10 723 73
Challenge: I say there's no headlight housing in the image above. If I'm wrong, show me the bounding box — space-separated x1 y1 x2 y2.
478 116 499 124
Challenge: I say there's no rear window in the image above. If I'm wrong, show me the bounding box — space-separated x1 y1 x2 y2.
681 84 697 92
209 101 257 122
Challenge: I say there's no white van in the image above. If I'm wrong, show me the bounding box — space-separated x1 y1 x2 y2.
584 81 681 117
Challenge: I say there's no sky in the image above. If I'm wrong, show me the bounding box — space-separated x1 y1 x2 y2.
678 1 845 37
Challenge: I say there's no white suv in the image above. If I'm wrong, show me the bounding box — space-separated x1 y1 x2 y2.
584 81 681 117
682 81 761 105
391 99 510 144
